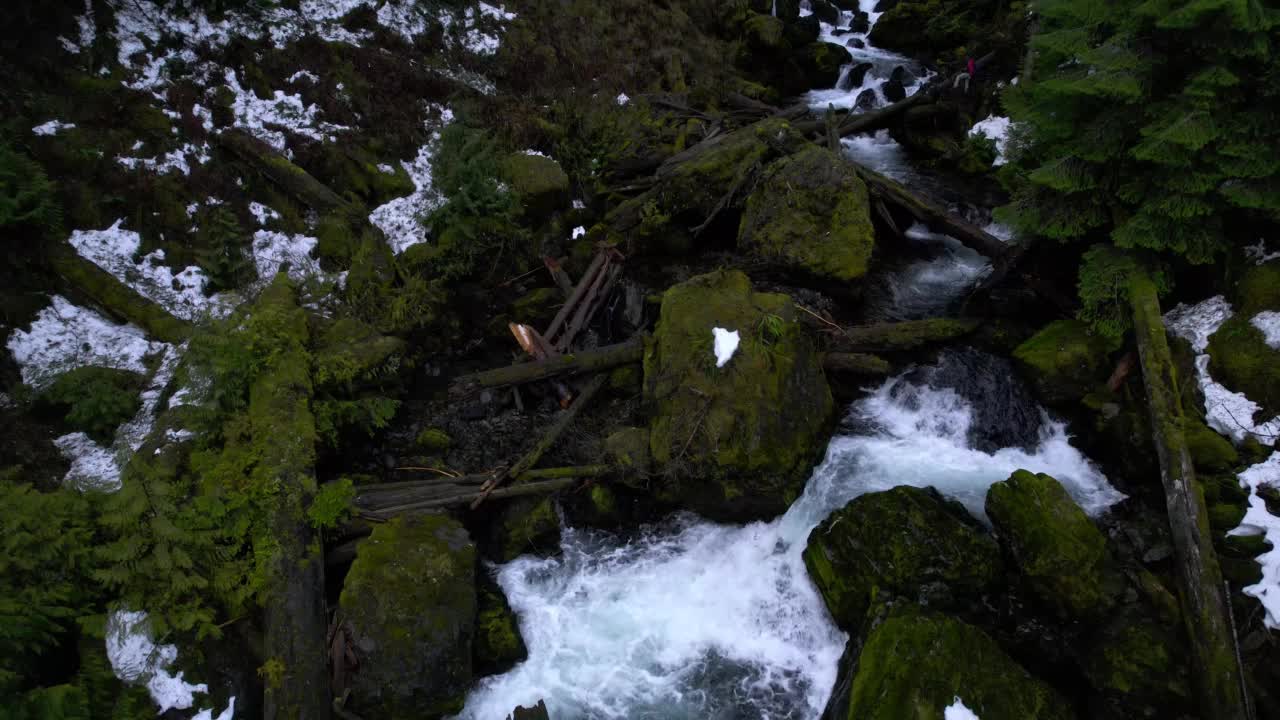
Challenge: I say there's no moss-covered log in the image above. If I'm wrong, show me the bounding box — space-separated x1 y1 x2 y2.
252 278 330 720
827 317 980 352
217 130 350 214
46 243 192 344
853 163 1009 258
449 336 644 398
822 352 892 376
1128 269 1249 720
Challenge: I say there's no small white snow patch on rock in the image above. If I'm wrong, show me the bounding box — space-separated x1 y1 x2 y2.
1231 451 1280 628
369 140 445 254
573 199 586 210
377 163 396 174
712 328 740 368
249 201 282 226
945 697 981 720
968 115 1012 166
571 226 586 240
33 120 76 136
616 93 631 105
6 296 163 389
106 610 214 714
287 70 320 84
1252 311 1280 349
1165 296 1233 353
223 68 348 157
252 230 325 282
54 433 122 492
116 143 211 176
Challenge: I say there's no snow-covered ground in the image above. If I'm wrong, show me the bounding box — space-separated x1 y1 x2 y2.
107 610 235 718
369 128 447 254
968 116 1012 166
1166 296 1280 629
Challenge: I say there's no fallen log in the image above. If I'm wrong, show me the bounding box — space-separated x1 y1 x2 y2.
47 243 193 344
823 352 892 376
217 130 351 214
825 318 981 353
365 477 580 518
450 335 644 398
355 465 611 512
852 163 1008 258
472 373 608 509
1129 269 1250 720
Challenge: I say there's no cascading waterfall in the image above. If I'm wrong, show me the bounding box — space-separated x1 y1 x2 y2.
458 8 1121 720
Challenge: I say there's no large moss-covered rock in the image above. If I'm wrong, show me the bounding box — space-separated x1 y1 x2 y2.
1206 314 1280 418
1082 617 1192 716
644 270 833 521
842 611 1076 720
1230 257 1280 315
1183 418 1238 473
474 580 527 677
985 471 1124 620
483 496 560 563
1013 320 1116 406
340 515 477 718
803 487 1003 631
502 153 570 220
797 42 849 88
738 146 875 283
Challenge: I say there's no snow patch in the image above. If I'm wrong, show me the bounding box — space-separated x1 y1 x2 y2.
1251 311 1280 349
616 93 631 106
116 143 212 176
287 70 320 84
6 296 163 389
945 697 981 720
1230 452 1280 628
223 69 348 157
249 201 282 226
69 220 233 321
968 115 1011 166
252 230 325 282
572 199 586 210
571 226 586 240
33 120 76 136
106 610 226 715
369 139 445 254
712 328 740 368
54 433 122 492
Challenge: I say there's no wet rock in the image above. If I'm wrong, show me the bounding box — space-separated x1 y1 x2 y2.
848 11 871 33
889 64 917 86
846 37 866 50
644 270 833 522
783 14 822 47
853 89 878 111
501 152 570 221
836 62 873 91
774 0 801 21
836 611 1075 720
1013 319 1117 406
986 470 1125 620
914 347 1042 453
811 0 841 24
1082 617 1193 717
798 41 850 89
341 515 477 718
803 486 1003 631
483 496 560 563
507 701 550 720
737 145 875 282
474 578 528 678
880 76 906 102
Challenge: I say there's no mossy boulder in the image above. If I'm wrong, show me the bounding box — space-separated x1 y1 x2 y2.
985 470 1124 620
340 515 477 718
1206 314 1280 418
797 42 849 89
742 12 786 50
605 426 651 476
484 496 560 563
416 427 452 453
738 146 875 283
1183 419 1238 473
501 153 570 220
654 119 805 226
474 580 527 677
1013 320 1117 406
1230 258 1280 315
1082 617 1192 716
803 486 1003 631
841 611 1076 720
643 270 833 521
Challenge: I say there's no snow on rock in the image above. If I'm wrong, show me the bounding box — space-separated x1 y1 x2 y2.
53 433 123 492
249 201 282 226
287 69 320 84
6 296 163 389
369 140 445 254
223 69 348 157
252 230 326 282
1251 311 1280 349
616 93 631 105
573 199 586 210
106 610 225 715
968 115 1011 166
192 698 237 720
571 226 586 240
945 697 981 720
116 344 183 455
116 143 212 176
1165 297 1280 441
439 2 517 55
712 327 740 368
1231 452 1280 628
33 120 76 136
69 220 233 321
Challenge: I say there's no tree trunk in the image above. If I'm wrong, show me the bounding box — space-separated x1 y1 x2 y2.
450 335 644 398
1129 270 1250 720
47 243 192 344
825 318 981 352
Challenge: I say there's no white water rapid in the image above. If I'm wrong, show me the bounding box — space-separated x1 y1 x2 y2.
458 4 1122 718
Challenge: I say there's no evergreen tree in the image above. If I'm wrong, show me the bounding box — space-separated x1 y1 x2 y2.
998 0 1280 333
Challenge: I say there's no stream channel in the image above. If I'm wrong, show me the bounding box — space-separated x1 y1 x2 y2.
457 3 1126 718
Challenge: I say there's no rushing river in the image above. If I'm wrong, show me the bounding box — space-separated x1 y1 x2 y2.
457 3 1125 718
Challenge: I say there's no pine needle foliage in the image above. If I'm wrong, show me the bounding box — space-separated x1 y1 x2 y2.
998 0 1280 334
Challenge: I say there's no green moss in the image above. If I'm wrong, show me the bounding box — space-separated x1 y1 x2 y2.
312 317 404 388
485 497 560 563
416 428 453 453
743 13 785 49
607 365 641 391
1206 314 1280 418
644 270 833 521
845 611 1075 720
511 287 564 327
802 486 1003 630
47 244 192 343
985 470 1124 620
1183 419 1238 473
605 427 651 476
1013 320 1118 405
501 153 570 220
474 582 527 677
340 515 476 718
1082 618 1191 711
738 146 875 283
1231 259 1280 315
40 367 145 443
796 41 848 88
841 317 980 351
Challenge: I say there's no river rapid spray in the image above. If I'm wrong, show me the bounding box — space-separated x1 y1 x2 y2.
458 3 1124 718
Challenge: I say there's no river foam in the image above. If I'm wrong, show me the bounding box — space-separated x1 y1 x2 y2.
457 365 1122 719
